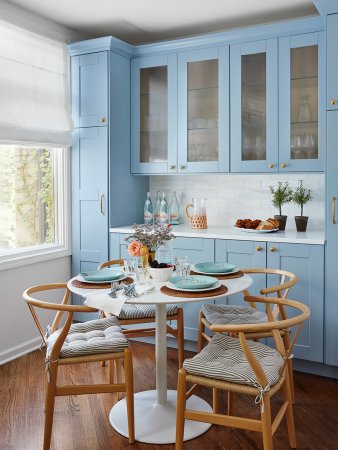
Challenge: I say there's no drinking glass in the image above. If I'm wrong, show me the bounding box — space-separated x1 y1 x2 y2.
124 259 138 276
175 256 188 276
177 262 191 281
135 265 151 285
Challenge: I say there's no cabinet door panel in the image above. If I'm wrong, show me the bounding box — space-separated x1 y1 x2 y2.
178 46 229 173
327 14 338 111
230 39 278 172
267 243 324 362
215 240 266 307
71 52 108 128
279 33 325 171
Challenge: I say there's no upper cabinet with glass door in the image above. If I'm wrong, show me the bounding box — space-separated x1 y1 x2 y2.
279 32 325 171
230 39 278 172
177 47 229 173
131 54 177 174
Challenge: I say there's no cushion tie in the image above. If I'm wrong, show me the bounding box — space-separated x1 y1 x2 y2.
254 382 271 413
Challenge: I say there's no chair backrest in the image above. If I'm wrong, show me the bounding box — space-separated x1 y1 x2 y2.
98 259 124 270
23 283 97 361
210 296 310 390
241 268 297 316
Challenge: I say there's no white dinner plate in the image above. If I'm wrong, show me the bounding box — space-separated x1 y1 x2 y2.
166 280 221 292
191 264 239 276
233 226 279 233
76 274 127 284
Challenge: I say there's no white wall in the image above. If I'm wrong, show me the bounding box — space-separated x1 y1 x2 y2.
0 256 71 365
150 173 325 230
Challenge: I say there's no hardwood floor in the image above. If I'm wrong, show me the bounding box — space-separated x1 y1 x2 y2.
1 341 338 450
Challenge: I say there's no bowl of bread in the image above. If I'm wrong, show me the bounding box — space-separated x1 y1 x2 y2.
234 218 279 232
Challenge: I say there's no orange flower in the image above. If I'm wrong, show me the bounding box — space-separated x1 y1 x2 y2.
139 245 149 256
128 241 143 256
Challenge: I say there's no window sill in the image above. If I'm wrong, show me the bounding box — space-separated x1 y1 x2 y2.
0 244 72 271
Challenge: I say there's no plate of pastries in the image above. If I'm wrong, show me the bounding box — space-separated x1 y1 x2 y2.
234 218 279 233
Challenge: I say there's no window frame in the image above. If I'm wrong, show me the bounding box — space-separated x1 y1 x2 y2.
0 146 71 270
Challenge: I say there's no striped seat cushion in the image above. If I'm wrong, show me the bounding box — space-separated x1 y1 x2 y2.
202 303 267 325
118 304 178 320
47 316 128 359
183 333 284 388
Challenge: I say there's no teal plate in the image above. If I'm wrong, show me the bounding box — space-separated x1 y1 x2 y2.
169 275 217 290
80 268 124 282
194 262 237 274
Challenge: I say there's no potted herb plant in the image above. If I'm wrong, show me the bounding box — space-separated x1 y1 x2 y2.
269 181 293 230
293 180 312 232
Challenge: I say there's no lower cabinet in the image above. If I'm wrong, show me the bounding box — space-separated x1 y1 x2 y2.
110 233 324 362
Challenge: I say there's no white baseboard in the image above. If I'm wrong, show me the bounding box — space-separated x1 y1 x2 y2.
0 336 41 366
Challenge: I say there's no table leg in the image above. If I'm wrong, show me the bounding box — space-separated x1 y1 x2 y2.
155 303 167 405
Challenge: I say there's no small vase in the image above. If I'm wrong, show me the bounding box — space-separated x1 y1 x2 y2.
295 216 308 232
274 215 287 231
140 251 156 266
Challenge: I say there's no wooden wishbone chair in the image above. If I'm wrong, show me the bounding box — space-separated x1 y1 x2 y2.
23 283 135 450
198 268 298 401
98 259 184 367
176 296 310 450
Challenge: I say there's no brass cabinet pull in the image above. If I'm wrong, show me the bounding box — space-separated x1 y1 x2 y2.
256 246 263 252
99 117 105 123
280 163 286 168
333 196 337 224
270 246 277 252
330 99 337 106
169 165 175 170
268 163 274 169
179 165 186 170
100 194 104 215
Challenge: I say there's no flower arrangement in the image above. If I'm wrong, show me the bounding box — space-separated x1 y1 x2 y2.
125 223 174 257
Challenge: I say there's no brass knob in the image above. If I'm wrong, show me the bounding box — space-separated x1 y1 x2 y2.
280 163 286 169
270 246 277 252
330 99 337 105
169 165 175 170
179 165 186 170
99 117 105 123
268 163 274 169
256 246 263 252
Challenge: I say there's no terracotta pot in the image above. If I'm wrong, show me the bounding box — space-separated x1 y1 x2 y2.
274 215 287 231
295 216 308 232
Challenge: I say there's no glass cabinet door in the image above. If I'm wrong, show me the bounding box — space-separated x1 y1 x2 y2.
131 54 177 174
178 47 229 173
279 32 325 171
230 39 278 172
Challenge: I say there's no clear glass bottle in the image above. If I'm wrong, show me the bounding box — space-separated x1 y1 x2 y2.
159 192 169 224
154 191 161 224
170 191 180 225
144 192 153 224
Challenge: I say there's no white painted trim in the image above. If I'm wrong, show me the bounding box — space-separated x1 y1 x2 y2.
0 336 41 366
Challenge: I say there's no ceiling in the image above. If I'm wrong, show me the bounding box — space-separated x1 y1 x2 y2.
8 0 319 44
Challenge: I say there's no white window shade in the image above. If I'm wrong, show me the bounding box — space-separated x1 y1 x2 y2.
0 20 73 147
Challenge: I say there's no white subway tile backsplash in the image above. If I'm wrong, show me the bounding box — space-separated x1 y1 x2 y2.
150 173 325 231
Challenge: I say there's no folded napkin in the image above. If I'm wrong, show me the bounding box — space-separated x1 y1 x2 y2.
83 284 154 316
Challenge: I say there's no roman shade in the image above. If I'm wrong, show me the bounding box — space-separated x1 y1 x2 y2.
0 20 73 147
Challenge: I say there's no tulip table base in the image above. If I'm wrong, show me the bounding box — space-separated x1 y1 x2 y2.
109 389 212 444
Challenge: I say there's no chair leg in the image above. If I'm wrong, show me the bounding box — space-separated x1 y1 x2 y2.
175 369 187 450
100 311 107 367
108 360 115 384
124 349 135 444
227 391 233 416
197 310 205 353
282 370 297 448
43 363 58 450
283 330 295 403
115 359 123 401
213 388 220 413
260 395 273 450
177 308 184 368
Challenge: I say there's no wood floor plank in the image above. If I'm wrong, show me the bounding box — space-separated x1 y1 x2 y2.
0 342 338 450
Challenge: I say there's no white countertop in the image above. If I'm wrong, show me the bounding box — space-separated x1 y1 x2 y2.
110 224 325 245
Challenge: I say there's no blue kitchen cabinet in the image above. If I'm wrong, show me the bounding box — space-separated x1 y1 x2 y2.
279 32 325 171
131 54 178 174
327 14 338 111
230 39 278 173
177 46 229 173
267 242 324 362
215 239 267 306
325 110 338 366
71 51 108 128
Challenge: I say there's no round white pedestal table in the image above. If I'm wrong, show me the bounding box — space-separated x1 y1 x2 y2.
68 274 252 444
